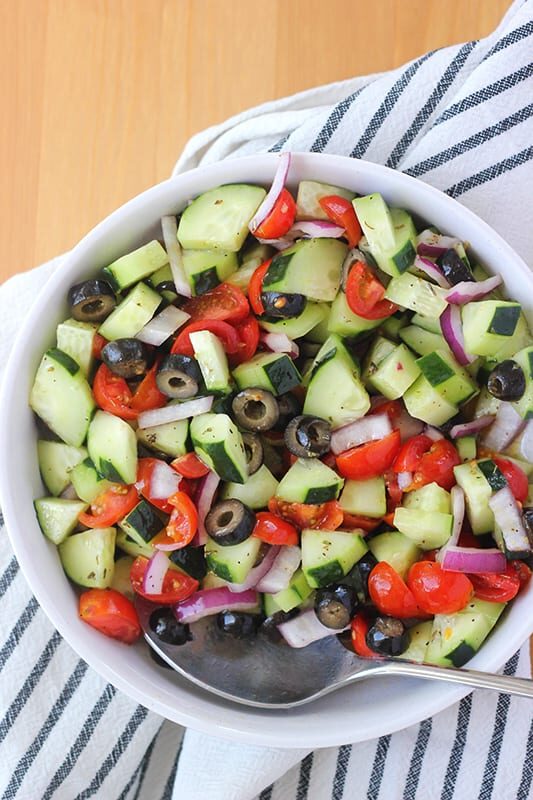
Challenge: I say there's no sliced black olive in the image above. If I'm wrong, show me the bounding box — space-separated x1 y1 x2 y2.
232 388 280 432
205 499 256 546
216 610 261 639
68 279 116 322
275 392 301 429
261 291 306 319
242 432 263 475
366 616 409 657
437 249 474 285
155 280 177 294
521 508 533 545
284 415 331 458
341 552 378 605
156 354 202 399
315 585 358 630
101 338 151 379
149 608 192 645
487 359 526 401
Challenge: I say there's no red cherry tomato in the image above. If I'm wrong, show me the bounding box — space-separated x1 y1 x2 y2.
336 430 401 481
492 457 529 503
468 562 527 603
152 491 198 550
351 613 380 659
319 195 362 248
368 562 422 619
345 261 398 320
79 588 142 644
130 362 167 412
136 458 180 514
230 314 261 365
394 436 460 492
78 484 139 528
254 189 297 239
253 512 299 546
407 561 473 614
92 334 108 360
171 453 210 479
130 556 198 605
393 435 434 473
93 363 137 420
369 399 403 427
267 498 344 531
171 319 241 356
384 470 403 510
248 259 272 316
181 283 249 324
342 513 381 533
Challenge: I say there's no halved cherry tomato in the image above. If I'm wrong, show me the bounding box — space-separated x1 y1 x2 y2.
152 491 198 550
79 588 141 644
319 195 362 248
130 556 198 604
130 362 167 412
342 513 381 533
408 561 473 614
384 470 403 510
93 363 137 420
492 457 529 503
336 430 401 481
230 314 261 366
345 262 398 320
369 399 403 427
253 512 299 546
512 560 532 590
137 458 180 514
368 562 423 619
171 453 210 479
254 189 297 239
171 319 241 356
468 563 526 603
394 436 460 492
351 612 380 659
248 259 272 316
181 283 249 324
79 484 139 528
393 435 434 473
92 334 108 360
268 498 344 530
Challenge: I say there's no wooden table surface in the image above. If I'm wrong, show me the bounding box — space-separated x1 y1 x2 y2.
1 0 511 280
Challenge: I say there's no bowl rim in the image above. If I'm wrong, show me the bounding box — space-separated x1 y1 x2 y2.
1 152 532 748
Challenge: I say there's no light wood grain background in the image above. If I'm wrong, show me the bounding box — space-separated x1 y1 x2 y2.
0 0 511 280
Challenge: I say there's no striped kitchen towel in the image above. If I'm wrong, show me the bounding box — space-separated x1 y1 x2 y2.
1 0 533 798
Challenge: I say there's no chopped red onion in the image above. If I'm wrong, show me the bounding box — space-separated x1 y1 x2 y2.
480 402 525 452
287 220 346 239
424 425 444 441
330 413 392 455
489 486 531 557
249 152 291 233
149 460 182 500
194 470 220 546
445 275 502 305
260 332 299 358
515 420 533 462
227 545 280 593
437 486 465 565
340 248 365 291
161 215 192 298
256 546 301 594
142 550 169 595
174 587 259 624
449 415 495 439
277 608 348 648
416 230 459 257
439 305 475 366
60 484 78 500
138 395 213 429
136 305 190 346
440 546 507 574
397 471 413 491
414 256 450 289
394 408 425 442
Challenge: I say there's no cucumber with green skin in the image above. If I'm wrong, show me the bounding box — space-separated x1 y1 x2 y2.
262 238 347 303
301 528 368 589
102 240 168 292
34 497 88 545
190 412 247 483
37 441 87 497
276 458 344 505
59 527 116 588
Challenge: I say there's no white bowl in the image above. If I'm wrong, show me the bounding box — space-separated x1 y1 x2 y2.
1 153 532 749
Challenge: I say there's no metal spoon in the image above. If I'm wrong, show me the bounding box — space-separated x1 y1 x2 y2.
135 599 533 708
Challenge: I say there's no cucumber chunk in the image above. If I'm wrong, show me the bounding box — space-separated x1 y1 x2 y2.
148 263 178 302
115 529 153 559
87 410 138 485
118 500 164 546
512 346 533 419
190 412 247 483
205 535 263 584
296 180 355 220
178 184 266 252
400 325 450 357
384 273 448 317
98 282 162 341
232 352 301 396
220 464 279 510
369 343 421 399
30 349 96 447
37 440 87 496
56 318 98 377
353 196 417 277
403 375 458 426
397 621 433 663
402 482 451 514
328 291 382 338
339 477 386 518
263 569 312 614
136 412 188 458
369 531 421 580
416 350 478 404
182 249 238 295
457 436 477 462
276 458 344 505
302 528 368 588
102 240 169 292
70 458 113 503
190 330 231 393
361 336 397 386
259 302 327 339
393 507 452 549
425 598 505 667
453 461 494 534
34 497 88 545
110 555 135 599
462 301 528 358
59 527 116 588
262 239 347 303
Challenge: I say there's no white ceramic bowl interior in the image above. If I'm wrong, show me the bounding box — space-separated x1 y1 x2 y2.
1 153 532 749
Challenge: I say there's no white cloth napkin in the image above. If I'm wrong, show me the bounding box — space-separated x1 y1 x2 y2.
1 1 533 798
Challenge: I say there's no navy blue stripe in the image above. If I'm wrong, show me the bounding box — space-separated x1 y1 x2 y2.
2 659 88 800
516 716 533 800
367 735 392 800
75 705 149 800
116 759 144 800
0 556 19 599
116 732 158 800
0 631 62 746
477 651 520 800
161 735 182 800
132 724 161 800
259 787 273 800
0 508 4 526
405 102 533 178
332 744 352 800
387 41 477 168
41 683 117 800
432 62 533 128
440 694 473 800
0 596 39 669
309 85 368 153
350 50 436 159
447 145 533 197
296 752 314 800
483 19 533 60
403 718 433 800
269 133 290 153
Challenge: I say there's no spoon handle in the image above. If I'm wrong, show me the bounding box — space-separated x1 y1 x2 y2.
376 660 533 698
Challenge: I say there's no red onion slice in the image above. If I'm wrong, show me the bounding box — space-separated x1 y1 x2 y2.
489 486 531 557
331 413 392 455
249 153 291 233
437 485 465 566
194 470 220 546
414 256 450 289
394 408 425 442
174 587 259 624
136 305 190 346
480 402 525 452
440 546 507 574
256 546 301 594
439 305 475 366
287 220 345 239
142 549 169 595
515 420 533 463
138 395 213 429
161 215 192 298
149 460 182 500
424 425 444 441
416 230 459 257
445 275 502 305
227 545 280 593
449 415 496 439
277 608 348 648
260 332 299 358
